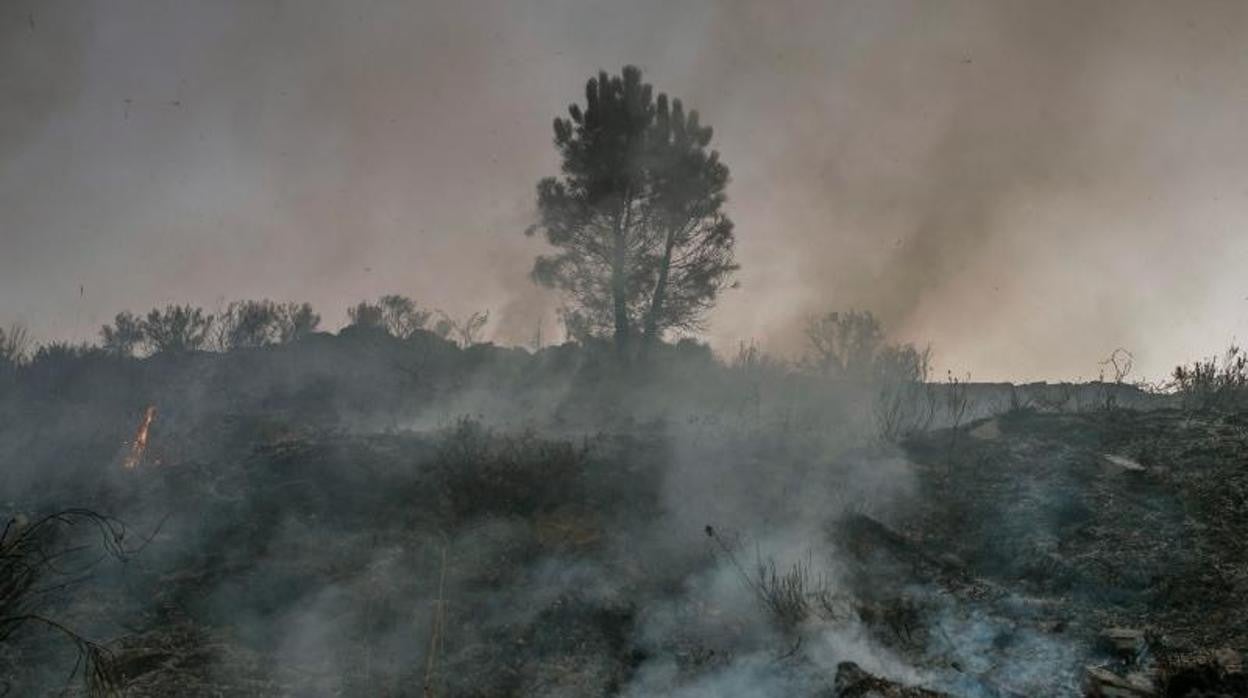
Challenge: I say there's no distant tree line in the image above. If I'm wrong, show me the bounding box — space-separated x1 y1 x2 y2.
79 295 491 358
98 301 321 356
0 295 500 368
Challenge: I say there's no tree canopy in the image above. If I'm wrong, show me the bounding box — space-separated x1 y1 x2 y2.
527 65 737 356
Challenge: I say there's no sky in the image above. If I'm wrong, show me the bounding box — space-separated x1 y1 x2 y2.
3 0 1248 381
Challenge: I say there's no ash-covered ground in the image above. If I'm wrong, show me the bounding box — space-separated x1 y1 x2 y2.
1 330 1244 696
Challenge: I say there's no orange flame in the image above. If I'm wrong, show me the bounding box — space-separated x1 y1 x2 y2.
123 405 156 469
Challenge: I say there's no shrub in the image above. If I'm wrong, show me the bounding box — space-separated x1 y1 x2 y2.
0 323 31 369
1172 344 1248 411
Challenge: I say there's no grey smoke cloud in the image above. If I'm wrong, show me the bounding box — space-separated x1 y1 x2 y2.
3 0 1248 380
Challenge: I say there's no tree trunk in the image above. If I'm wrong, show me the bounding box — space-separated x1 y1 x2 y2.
612 229 630 355
611 192 634 357
641 228 677 359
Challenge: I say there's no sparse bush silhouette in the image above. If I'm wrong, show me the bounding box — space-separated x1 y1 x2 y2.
140 305 214 354
873 344 935 442
527 65 738 355
803 309 884 379
433 310 489 348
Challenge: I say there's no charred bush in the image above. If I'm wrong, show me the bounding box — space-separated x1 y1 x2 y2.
1 509 135 696
430 417 588 522
706 527 847 635
0 324 31 372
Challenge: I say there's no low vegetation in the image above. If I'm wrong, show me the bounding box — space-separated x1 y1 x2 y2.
1171 343 1248 411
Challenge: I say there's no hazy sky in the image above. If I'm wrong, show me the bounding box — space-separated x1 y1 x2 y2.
3 0 1248 381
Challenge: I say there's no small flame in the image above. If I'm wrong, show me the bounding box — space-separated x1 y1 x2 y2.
122 405 157 469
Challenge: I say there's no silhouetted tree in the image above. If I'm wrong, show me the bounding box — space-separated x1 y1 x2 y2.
527 65 737 357
214 300 281 350
347 300 385 331
100 312 143 357
141 305 213 354
274 302 320 343
379 295 431 339
347 296 430 339
212 300 320 350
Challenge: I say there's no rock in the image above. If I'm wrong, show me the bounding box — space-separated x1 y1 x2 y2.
1101 454 1146 471
1085 665 1157 697
969 419 1001 441
1101 627 1147 658
833 662 948 697
1214 647 1242 675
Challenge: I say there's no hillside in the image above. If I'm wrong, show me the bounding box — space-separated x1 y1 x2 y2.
0 338 1242 696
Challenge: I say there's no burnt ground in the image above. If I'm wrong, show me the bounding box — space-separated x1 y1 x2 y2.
3 403 1247 696
883 408 1248 696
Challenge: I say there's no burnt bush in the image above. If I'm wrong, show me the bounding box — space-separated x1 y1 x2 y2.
429 417 589 522
1 510 132 695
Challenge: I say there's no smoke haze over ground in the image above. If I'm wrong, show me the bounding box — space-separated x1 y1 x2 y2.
8 4 1248 696
4 1 1248 380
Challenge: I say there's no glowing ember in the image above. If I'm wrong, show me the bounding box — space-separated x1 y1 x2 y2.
122 405 157 469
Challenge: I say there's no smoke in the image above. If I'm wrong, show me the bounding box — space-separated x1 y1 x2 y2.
6 321 1162 695
681 1 1248 379
3 2 1248 379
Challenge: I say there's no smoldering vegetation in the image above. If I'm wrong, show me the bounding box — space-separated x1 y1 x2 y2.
1 303 1245 697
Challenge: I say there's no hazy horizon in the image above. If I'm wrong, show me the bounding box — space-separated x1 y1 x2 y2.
4 0 1248 382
